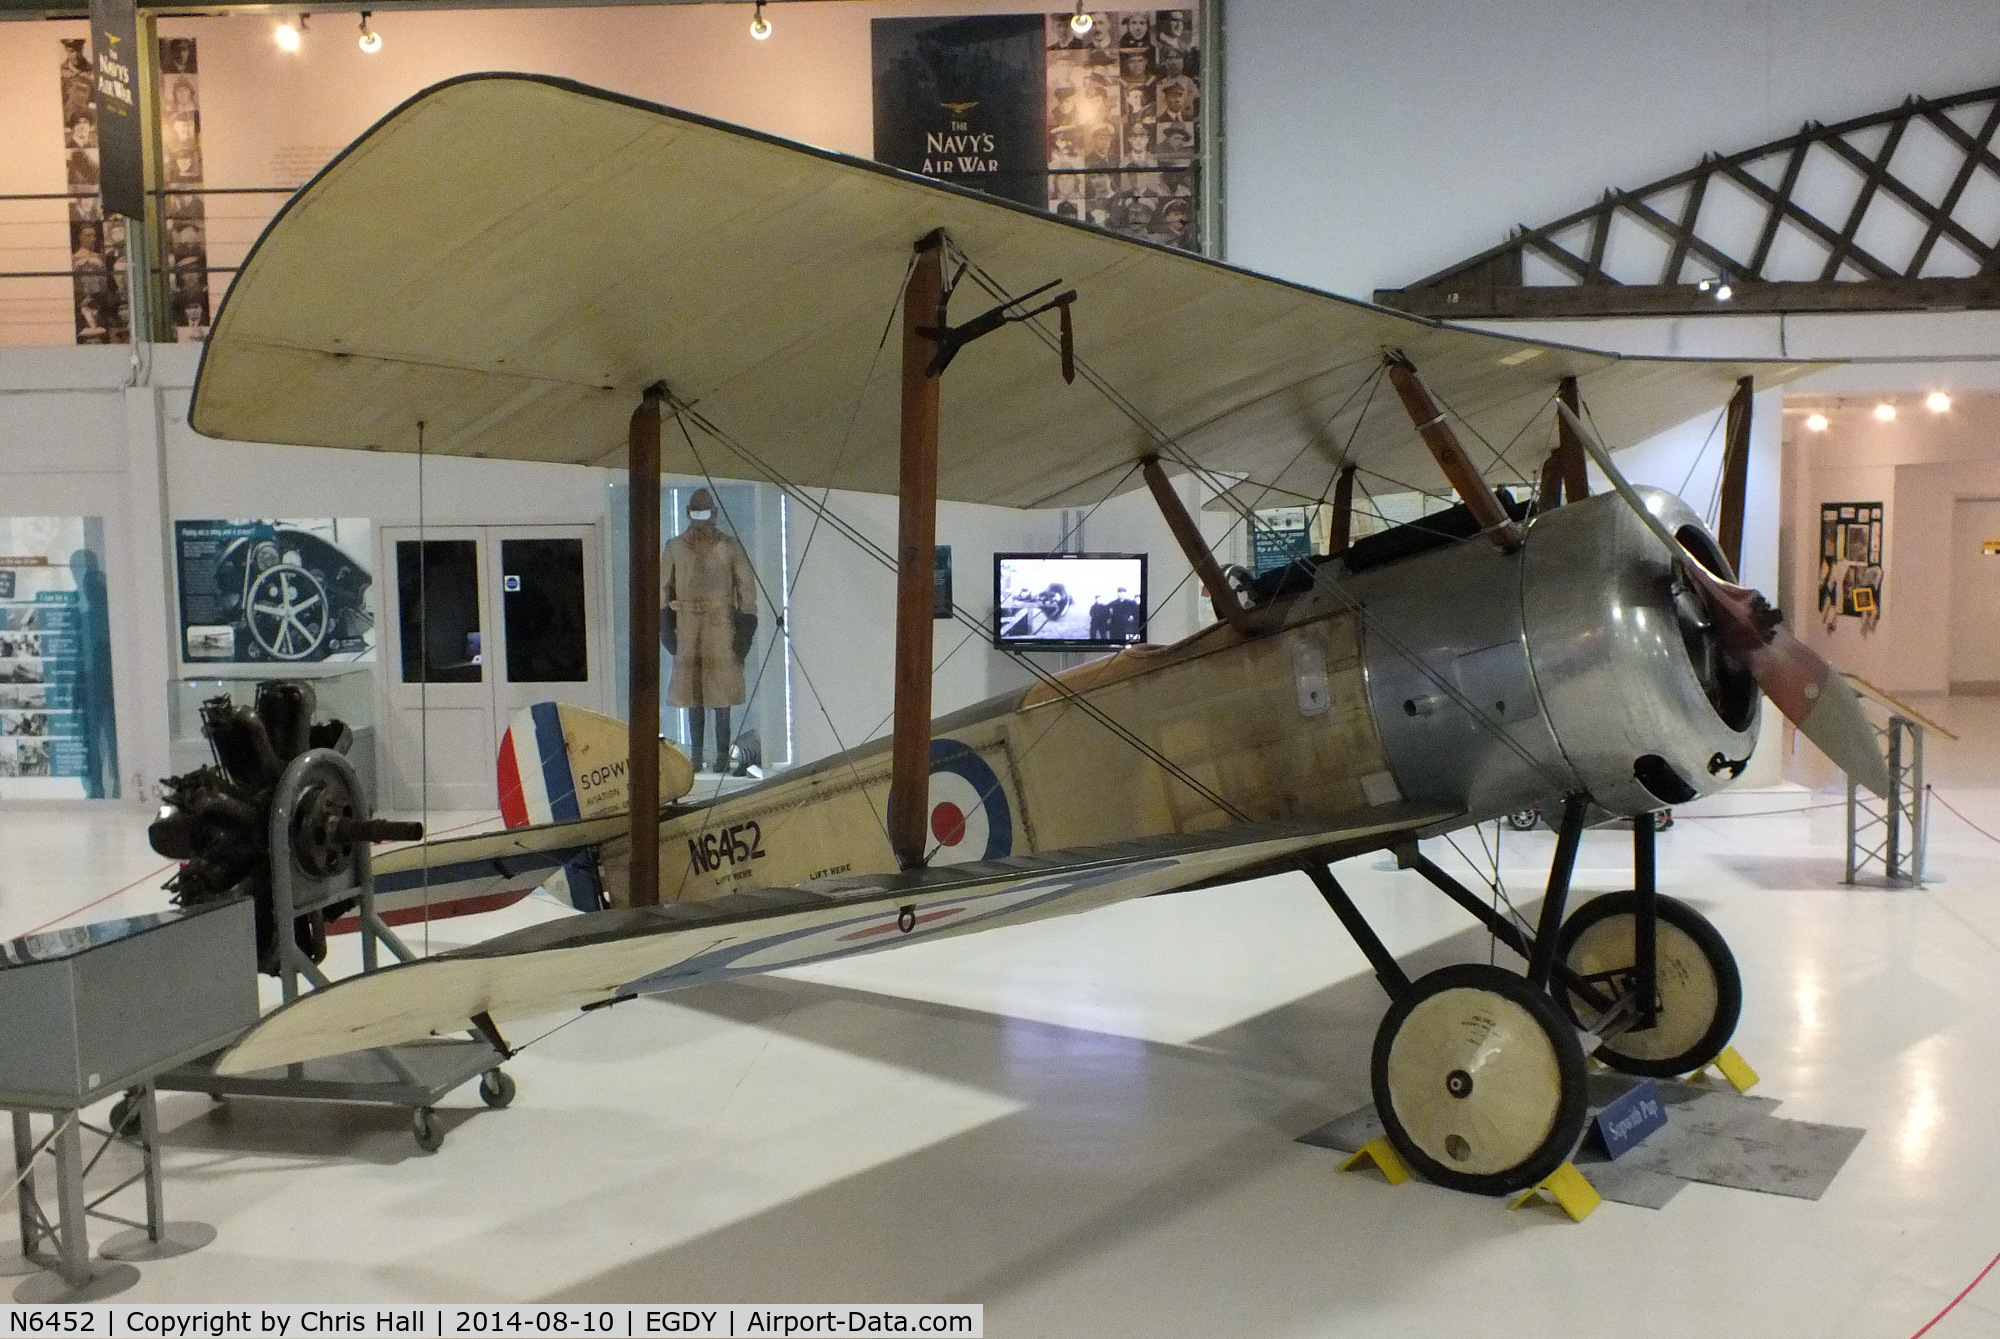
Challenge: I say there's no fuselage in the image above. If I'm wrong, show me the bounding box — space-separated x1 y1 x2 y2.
604 486 1759 906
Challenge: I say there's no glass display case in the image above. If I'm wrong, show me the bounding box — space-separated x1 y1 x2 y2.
167 668 376 804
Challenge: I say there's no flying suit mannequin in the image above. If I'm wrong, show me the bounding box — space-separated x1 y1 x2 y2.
661 488 758 772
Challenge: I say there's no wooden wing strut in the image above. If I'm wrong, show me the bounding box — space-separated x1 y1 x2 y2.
1143 457 1254 634
888 234 945 870
1385 354 1522 552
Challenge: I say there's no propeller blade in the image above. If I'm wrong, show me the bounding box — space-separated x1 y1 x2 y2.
1555 404 1892 797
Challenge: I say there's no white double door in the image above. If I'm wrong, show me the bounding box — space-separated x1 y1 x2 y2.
379 524 606 811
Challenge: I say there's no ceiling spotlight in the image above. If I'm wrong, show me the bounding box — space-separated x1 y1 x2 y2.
749 1 771 40
1874 402 1897 422
1805 413 1829 432
1696 274 1733 302
1070 2 1093 36
1927 390 1952 413
357 12 380 52
273 16 303 51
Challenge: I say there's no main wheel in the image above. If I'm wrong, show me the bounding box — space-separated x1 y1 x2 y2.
1505 808 1541 832
1371 963 1588 1195
1554 891 1740 1077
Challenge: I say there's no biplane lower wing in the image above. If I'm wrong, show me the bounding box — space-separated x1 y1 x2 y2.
215 802 1454 1075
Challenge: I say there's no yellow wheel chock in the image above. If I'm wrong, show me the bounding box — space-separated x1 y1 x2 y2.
1688 1046 1760 1093
1339 1137 1411 1185
1509 1162 1601 1221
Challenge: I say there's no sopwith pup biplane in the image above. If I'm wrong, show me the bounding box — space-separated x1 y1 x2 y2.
173 74 1888 1194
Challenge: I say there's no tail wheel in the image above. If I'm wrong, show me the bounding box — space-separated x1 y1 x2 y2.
1371 963 1588 1196
1554 891 1741 1077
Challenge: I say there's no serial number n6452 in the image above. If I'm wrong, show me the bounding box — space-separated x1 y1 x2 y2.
687 819 767 875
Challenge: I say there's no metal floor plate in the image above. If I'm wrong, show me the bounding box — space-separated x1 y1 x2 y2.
1298 1072 1866 1208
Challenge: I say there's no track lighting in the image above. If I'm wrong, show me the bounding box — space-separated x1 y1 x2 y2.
1805 413 1829 432
750 1 771 40
1927 391 1951 413
357 12 380 52
1070 2 1093 36
1696 273 1733 302
1874 402 1897 422
274 15 304 51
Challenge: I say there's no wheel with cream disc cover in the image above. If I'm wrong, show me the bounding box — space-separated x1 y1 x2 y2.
1371 963 1588 1195
1554 891 1740 1077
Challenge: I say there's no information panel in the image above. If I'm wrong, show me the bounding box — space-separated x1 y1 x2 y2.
0 516 118 799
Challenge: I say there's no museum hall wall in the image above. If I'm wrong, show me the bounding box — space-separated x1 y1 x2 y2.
3 0 1998 798
1783 393 2000 695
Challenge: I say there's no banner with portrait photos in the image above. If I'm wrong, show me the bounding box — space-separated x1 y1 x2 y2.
0 517 119 800
872 8 1203 254
58 35 210 344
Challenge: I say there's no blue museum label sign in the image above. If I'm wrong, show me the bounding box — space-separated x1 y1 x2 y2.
1596 1078 1668 1159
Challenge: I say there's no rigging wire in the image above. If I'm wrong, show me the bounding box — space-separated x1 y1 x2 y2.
672 411 895 848
672 403 1252 824
946 240 1573 795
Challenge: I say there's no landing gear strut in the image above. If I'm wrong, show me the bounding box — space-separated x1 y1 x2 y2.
1307 796 1739 1195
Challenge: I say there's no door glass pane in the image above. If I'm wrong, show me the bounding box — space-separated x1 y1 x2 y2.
396 540 483 684
500 538 588 683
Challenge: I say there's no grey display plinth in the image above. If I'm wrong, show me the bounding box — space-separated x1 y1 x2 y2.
0 898 255 1300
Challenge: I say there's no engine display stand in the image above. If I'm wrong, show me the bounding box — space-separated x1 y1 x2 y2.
158 749 512 1152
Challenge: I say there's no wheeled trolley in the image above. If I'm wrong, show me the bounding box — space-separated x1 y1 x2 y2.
157 745 513 1151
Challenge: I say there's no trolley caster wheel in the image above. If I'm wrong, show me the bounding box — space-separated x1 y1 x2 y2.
1371 963 1588 1196
1505 808 1541 832
1653 810 1674 831
412 1107 444 1153
478 1069 516 1110
1554 891 1740 1077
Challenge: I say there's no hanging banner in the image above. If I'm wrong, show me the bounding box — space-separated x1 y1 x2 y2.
872 15 1050 209
60 38 129 344
0 518 119 800
159 37 211 339
871 9 1203 252
174 519 376 663
88 0 143 220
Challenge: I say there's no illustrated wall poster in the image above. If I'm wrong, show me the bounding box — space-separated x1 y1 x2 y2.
57 35 208 344
0 518 119 799
872 8 1203 252
1818 501 1883 633
175 519 375 663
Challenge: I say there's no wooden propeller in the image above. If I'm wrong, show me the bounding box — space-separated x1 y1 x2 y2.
1556 404 1891 797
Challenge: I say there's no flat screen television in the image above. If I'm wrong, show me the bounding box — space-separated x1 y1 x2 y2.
993 553 1147 650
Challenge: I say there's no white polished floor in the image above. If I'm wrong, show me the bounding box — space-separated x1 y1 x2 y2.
3 701 1999 1336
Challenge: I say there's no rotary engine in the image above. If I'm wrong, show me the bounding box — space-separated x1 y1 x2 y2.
149 681 419 974
1347 487 1761 823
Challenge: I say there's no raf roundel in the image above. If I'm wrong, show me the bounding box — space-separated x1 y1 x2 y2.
924 739 1013 865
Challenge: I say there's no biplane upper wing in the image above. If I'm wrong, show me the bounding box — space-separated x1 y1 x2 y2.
215 802 1452 1075
188 74 1820 507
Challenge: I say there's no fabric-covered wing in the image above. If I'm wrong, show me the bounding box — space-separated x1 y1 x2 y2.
189 74 1819 509
215 805 1450 1074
